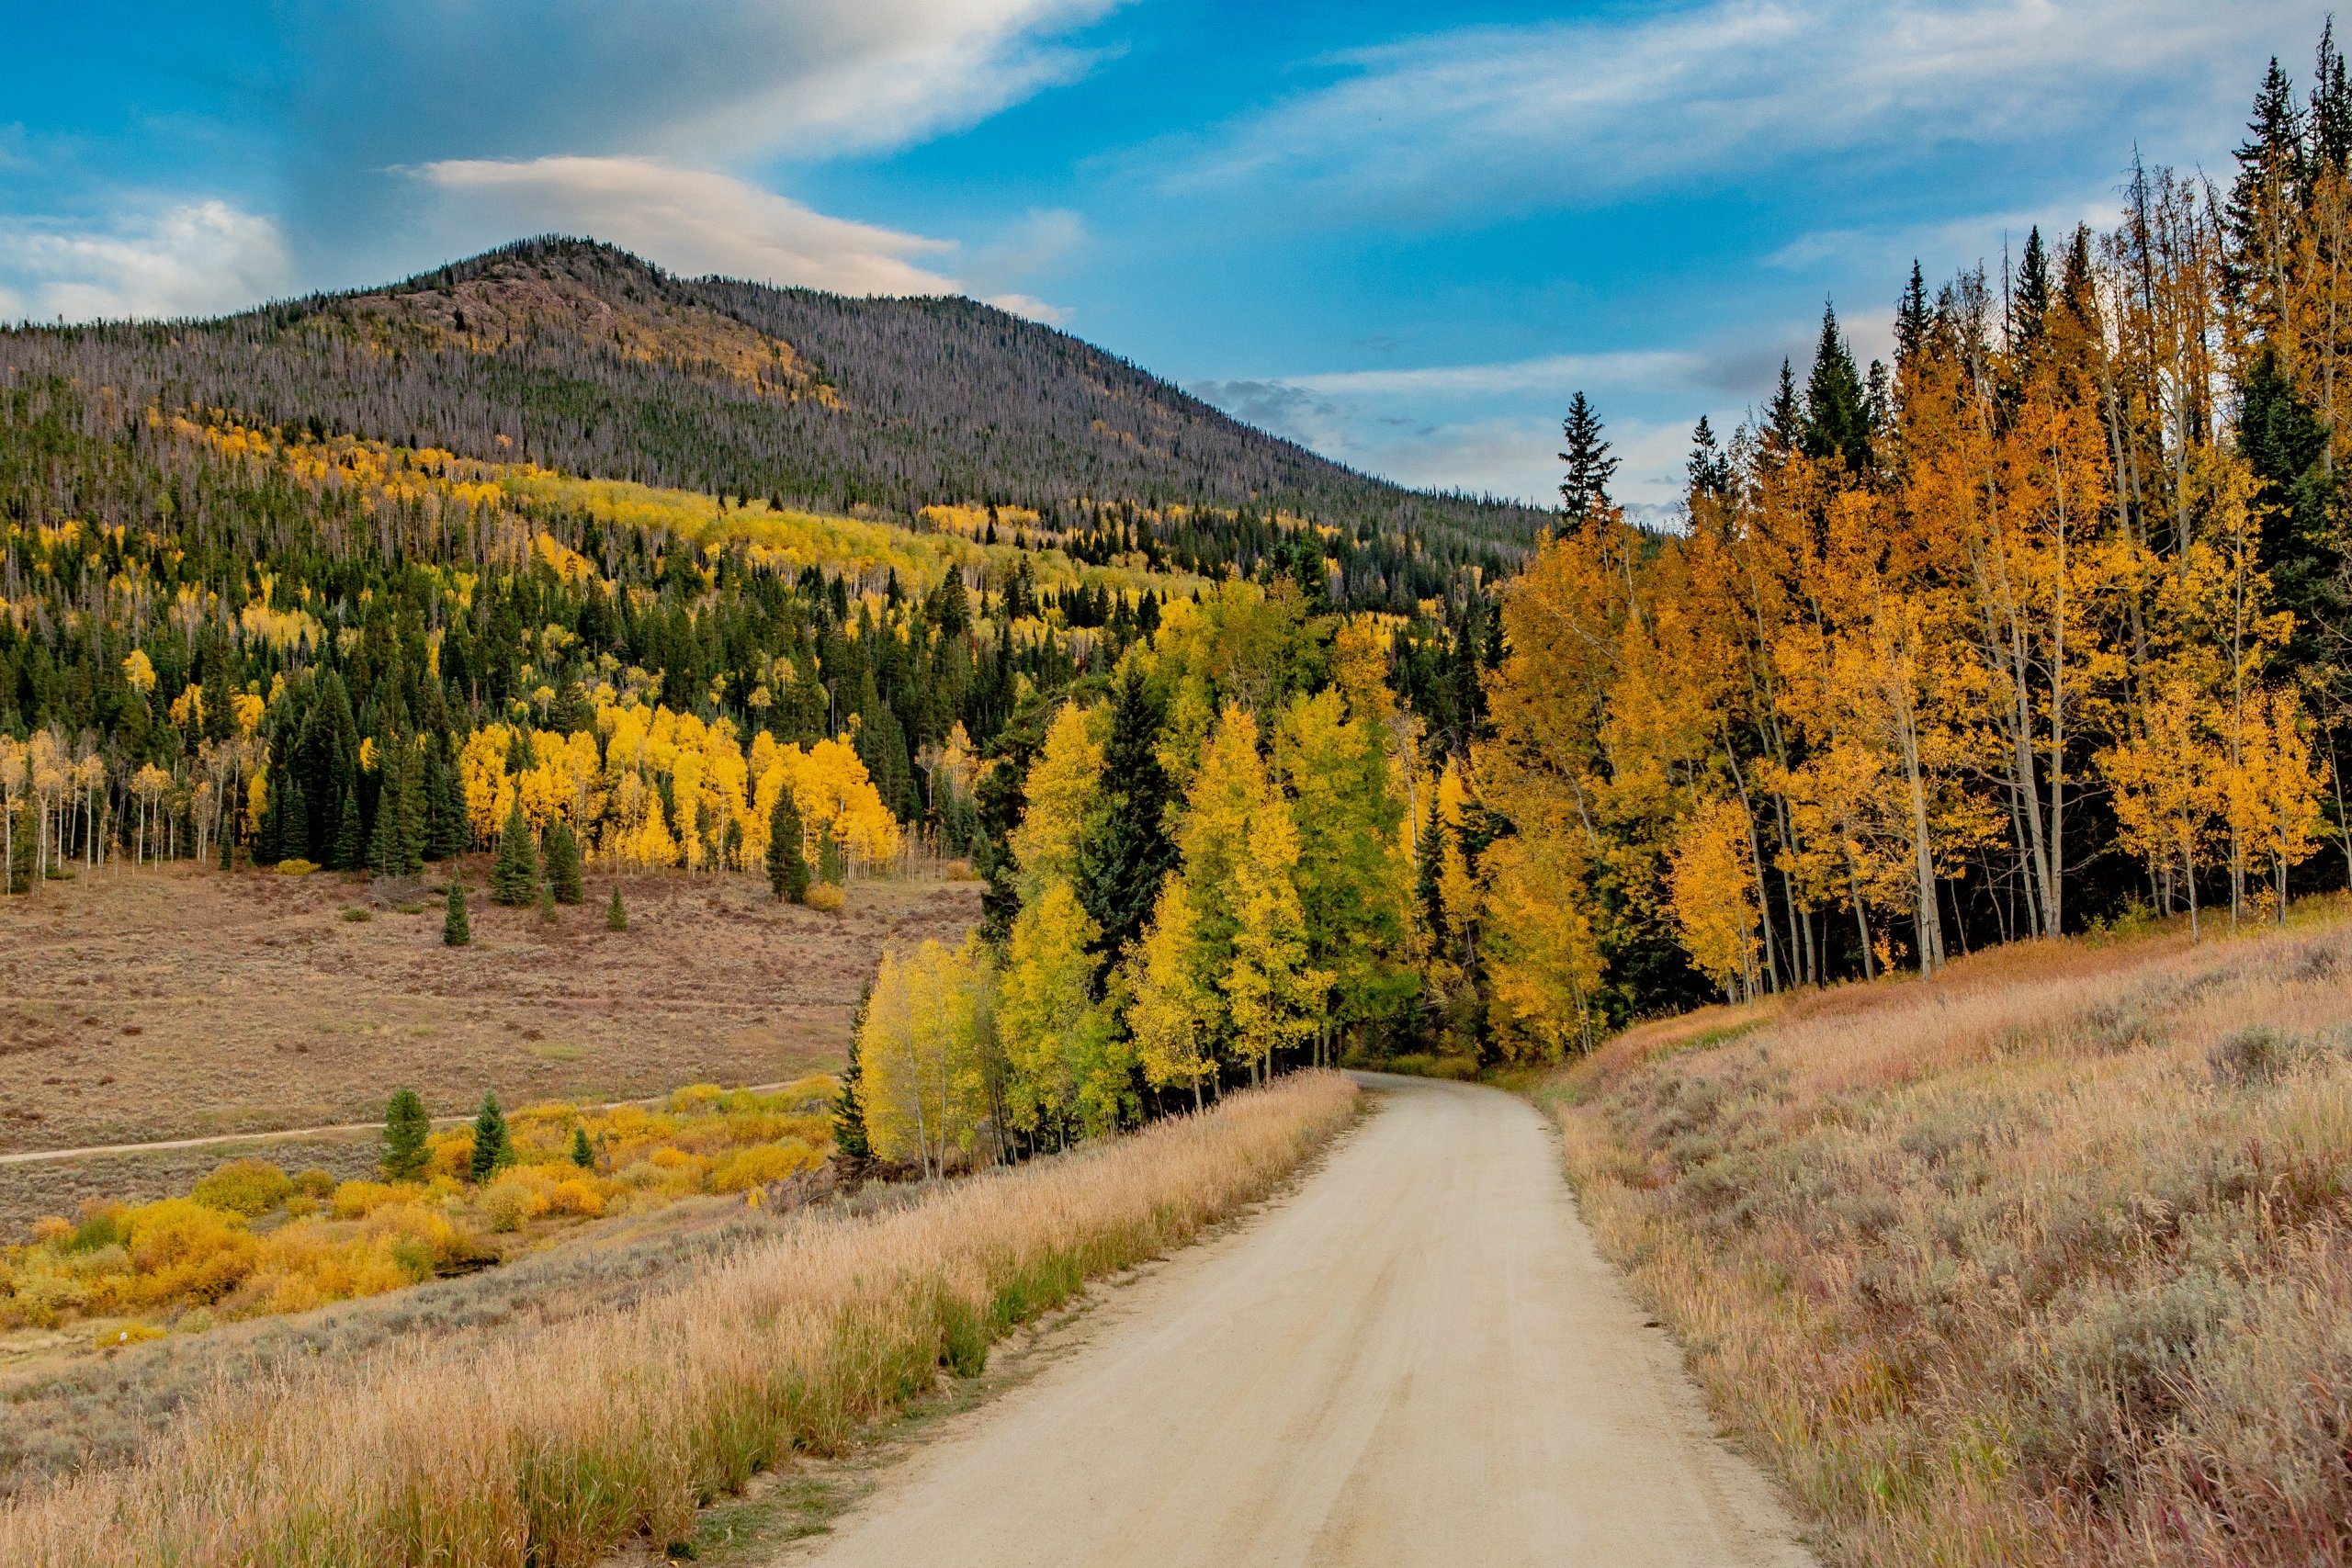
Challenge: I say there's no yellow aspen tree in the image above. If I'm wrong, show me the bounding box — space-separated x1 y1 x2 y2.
997 880 1123 1142
1668 796 1764 1000
858 940 992 1179
2103 676 2224 939
0 736 24 890
1226 793 1323 1084
1125 873 1218 1109
1007 700 1104 898
2237 685 2326 921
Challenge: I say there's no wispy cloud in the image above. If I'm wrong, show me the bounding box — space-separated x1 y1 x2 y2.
414 157 963 297
1170 0 2324 217
1284 350 1704 398
1765 183 2128 275
1193 363 1713 508
288 0 1126 175
0 200 291 322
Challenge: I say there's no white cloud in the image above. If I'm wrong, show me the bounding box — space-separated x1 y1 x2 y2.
1765 183 2125 275
1172 0 2327 215
1193 371 1708 508
414 157 963 296
0 200 291 322
983 293 1071 324
299 0 1125 172
1286 350 1704 398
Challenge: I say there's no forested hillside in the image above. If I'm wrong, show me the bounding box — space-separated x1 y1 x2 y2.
0 240 1541 580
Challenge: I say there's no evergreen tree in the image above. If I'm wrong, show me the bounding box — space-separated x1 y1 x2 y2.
329 781 365 872
1076 668 1177 969
817 827 846 886
1417 805 1448 954
425 739 468 860
1686 416 1732 501
395 739 427 874
1894 261 1931 372
217 815 233 871
490 797 537 905
545 818 583 904
2317 20 2352 175
571 1124 594 1169
767 788 809 902
1802 303 1873 477
381 1089 430 1180
834 1000 873 1166
1556 391 1619 523
538 878 558 924
607 884 628 931
469 1092 512 1181
443 876 470 945
368 776 399 877
2011 226 2052 353
1764 359 1804 459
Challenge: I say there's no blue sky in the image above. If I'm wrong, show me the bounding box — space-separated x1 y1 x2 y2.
0 1 2336 513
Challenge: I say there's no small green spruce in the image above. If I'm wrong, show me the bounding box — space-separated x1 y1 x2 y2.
442 877 471 946
766 789 809 903
606 884 628 931
546 818 583 904
571 1124 595 1169
330 780 365 872
538 878 558 924
817 827 846 886
469 1092 512 1182
381 1089 431 1180
489 798 538 906
834 991 873 1165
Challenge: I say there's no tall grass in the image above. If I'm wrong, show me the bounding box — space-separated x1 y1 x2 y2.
0 1072 1357 1567
1551 914 2352 1566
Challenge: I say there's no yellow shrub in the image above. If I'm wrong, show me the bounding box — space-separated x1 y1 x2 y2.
118 1199 259 1305
275 858 318 875
708 1139 822 1193
546 1179 605 1217
425 1130 474 1182
92 1322 166 1352
30 1216 72 1247
358 1202 463 1263
331 1179 422 1219
666 1083 726 1113
292 1168 336 1199
479 1179 544 1234
192 1159 293 1216
803 881 845 913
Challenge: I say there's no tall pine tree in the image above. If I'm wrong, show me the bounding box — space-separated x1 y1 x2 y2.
1556 392 1619 523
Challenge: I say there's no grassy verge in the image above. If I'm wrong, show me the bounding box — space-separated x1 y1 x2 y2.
0 1071 1358 1566
1545 916 2352 1566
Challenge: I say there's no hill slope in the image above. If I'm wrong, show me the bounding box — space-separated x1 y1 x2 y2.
0 238 1543 570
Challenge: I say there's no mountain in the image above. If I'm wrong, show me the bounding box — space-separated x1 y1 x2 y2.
0 238 1544 571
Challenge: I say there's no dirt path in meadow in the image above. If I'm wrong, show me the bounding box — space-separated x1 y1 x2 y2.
777 1073 1815 1568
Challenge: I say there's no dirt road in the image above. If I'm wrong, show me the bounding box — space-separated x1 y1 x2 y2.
782 1073 1815 1567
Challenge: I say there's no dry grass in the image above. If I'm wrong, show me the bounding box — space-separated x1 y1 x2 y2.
1549 905 2352 1566
0 861 978 1154
0 1070 1359 1566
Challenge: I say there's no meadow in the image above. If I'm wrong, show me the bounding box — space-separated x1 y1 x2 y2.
0 1070 1359 1567
1549 907 2352 1565
0 860 978 1163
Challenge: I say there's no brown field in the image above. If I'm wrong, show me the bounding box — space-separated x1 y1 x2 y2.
1550 902 2352 1567
0 861 981 1159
